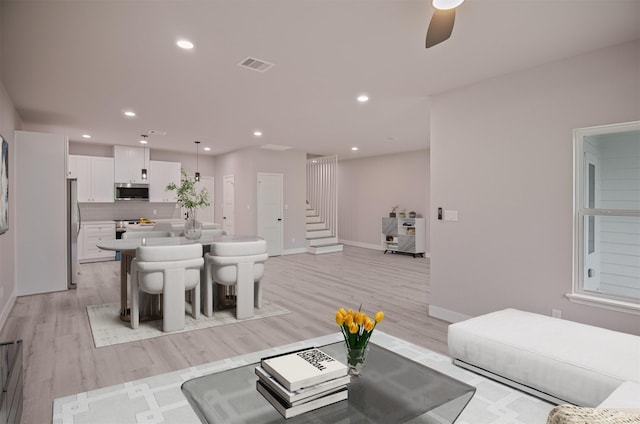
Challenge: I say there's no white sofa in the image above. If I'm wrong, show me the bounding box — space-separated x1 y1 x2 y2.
448 308 640 408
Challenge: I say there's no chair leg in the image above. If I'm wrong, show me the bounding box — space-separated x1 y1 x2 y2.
162 268 186 332
236 262 255 319
254 280 263 309
192 282 200 320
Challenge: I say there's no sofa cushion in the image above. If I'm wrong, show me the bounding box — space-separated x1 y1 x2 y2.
598 382 640 409
547 404 640 424
448 308 640 407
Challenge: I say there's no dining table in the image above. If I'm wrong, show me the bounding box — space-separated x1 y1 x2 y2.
96 234 263 322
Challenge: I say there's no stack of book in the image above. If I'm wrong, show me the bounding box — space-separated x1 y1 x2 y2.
255 347 350 419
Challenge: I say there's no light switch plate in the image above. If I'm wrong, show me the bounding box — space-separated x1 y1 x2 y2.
444 210 458 221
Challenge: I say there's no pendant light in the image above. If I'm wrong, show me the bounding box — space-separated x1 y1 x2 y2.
141 135 148 181
194 141 200 182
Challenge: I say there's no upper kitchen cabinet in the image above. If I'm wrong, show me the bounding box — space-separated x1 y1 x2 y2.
114 145 150 184
71 155 115 203
149 160 181 202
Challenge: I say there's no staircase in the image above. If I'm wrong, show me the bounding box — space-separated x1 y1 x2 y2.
306 206 343 254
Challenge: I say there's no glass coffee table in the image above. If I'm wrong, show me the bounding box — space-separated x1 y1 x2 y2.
181 341 475 423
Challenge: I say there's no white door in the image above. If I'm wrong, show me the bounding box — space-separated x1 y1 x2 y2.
223 175 235 235
584 152 600 292
195 176 215 223
257 173 283 256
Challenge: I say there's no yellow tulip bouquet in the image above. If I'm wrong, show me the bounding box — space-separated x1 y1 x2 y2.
335 306 384 374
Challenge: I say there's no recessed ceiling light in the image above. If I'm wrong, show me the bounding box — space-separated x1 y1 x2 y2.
357 94 369 103
254 131 263 136
81 134 91 139
432 0 464 11
203 147 211 151
177 39 194 50
139 134 148 144
139 139 147 144
124 111 136 117
351 147 359 151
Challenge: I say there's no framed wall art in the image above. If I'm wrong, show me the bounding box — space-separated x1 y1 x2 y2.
0 136 8 234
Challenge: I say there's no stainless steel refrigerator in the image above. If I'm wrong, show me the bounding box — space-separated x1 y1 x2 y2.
67 179 80 289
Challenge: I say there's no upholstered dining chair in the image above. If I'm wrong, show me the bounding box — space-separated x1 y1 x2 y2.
203 239 268 319
130 243 204 332
200 229 226 237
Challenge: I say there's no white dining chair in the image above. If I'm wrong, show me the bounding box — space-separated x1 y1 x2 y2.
200 229 226 237
130 243 204 332
203 239 268 319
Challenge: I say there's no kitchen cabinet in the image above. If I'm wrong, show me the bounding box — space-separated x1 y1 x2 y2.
80 221 115 263
114 145 150 184
67 154 79 178
149 160 181 202
382 217 425 257
70 155 115 202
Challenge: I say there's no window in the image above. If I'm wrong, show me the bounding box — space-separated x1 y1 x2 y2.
570 121 640 314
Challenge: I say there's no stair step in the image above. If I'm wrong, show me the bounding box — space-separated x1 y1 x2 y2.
306 215 322 223
306 222 326 231
308 236 338 246
307 244 344 254
306 229 331 238
305 209 317 216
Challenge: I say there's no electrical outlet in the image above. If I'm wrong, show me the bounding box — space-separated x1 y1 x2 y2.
292 237 295 244
552 309 562 319
153 209 157 215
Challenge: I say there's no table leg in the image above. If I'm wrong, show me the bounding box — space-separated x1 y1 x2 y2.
119 252 130 320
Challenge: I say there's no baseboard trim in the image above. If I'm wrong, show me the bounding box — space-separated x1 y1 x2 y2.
428 305 470 323
339 240 382 251
282 248 307 256
0 291 17 334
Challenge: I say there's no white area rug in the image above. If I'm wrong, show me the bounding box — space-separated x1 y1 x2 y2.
87 301 290 348
54 331 555 424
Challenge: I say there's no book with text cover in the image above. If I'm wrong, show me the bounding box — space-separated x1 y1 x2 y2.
256 380 348 419
261 348 348 392
255 365 350 405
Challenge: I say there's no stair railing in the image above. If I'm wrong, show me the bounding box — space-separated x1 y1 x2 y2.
306 155 338 238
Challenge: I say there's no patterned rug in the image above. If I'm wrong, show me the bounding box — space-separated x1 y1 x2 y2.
87 301 291 348
54 331 555 423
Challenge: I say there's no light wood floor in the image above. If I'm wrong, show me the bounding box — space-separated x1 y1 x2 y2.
0 246 449 424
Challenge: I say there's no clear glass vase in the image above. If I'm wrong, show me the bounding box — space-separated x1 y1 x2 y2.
346 344 369 379
184 209 202 240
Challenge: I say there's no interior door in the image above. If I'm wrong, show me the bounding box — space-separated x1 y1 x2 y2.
257 173 283 256
584 152 600 291
223 175 235 235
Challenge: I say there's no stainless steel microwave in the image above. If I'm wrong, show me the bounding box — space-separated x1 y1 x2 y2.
115 183 149 201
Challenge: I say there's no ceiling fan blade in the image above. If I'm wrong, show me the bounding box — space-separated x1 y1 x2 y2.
426 8 456 48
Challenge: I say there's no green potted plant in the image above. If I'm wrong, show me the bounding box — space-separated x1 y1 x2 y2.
398 208 406 218
166 169 211 240
389 205 399 218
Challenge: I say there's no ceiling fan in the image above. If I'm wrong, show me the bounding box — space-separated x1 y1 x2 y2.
426 0 465 48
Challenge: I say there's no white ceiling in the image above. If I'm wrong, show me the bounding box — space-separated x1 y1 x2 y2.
2 0 639 159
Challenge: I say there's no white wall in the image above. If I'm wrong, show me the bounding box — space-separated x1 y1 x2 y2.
214 147 307 253
338 150 430 252
0 82 23 330
429 40 640 334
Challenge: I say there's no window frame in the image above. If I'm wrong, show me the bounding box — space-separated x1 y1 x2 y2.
570 121 640 315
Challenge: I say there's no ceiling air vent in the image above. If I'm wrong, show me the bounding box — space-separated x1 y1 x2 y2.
261 144 293 151
238 57 274 72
